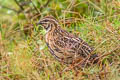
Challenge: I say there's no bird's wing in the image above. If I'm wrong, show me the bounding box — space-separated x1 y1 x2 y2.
49 29 94 63
53 28 94 57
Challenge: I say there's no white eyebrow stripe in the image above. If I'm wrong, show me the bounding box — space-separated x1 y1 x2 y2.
40 22 49 24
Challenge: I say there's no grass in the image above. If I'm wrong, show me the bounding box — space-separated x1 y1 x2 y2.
0 0 120 80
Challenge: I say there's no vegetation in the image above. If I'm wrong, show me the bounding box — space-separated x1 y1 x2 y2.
0 0 120 80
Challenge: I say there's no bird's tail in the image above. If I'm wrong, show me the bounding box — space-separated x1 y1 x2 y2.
89 54 99 64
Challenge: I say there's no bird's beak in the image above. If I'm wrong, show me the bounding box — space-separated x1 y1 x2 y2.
37 20 43 25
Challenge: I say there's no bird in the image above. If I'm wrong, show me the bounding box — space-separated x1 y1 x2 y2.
37 16 99 67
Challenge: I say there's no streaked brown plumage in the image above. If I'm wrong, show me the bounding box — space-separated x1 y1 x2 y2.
38 16 98 66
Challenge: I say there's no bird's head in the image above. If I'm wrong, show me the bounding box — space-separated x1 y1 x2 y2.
37 16 59 32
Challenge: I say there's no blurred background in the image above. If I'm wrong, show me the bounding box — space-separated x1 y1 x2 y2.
0 0 120 80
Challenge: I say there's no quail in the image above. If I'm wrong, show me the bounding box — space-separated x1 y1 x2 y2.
37 16 99 66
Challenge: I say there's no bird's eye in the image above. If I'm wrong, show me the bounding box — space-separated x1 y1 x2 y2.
44 20 48 22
